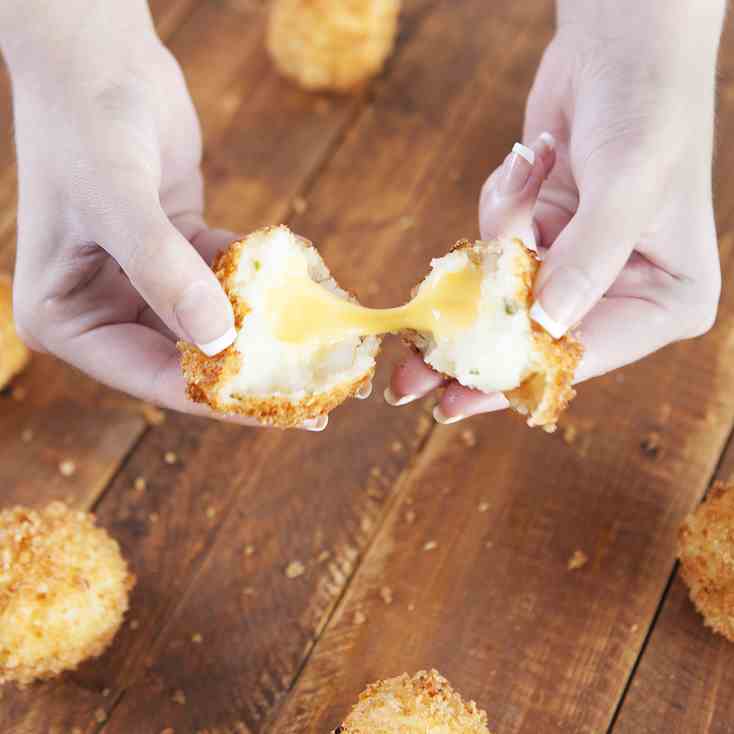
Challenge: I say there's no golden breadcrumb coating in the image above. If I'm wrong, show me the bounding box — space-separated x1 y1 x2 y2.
267 0 400 92
0 274 30 391
179 227 378 429
679 481 734 642
335 669 492 734
406 239 582 431
0 503 135 687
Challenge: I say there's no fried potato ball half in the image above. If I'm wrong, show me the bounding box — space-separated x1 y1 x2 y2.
0 273 30 391
679 481 734 642
0 503 135 687
403 238 583 431
334 669 493 734
267 0 400 92
179 226 380 429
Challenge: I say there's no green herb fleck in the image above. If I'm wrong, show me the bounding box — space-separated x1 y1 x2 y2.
254 260 261 271
469 369 480 376
503 299 518 316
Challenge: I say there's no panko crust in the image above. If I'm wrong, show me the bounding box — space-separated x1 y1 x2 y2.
679 481 734 642
0 503 135 687
406 239 582 431
0 273 30 390
336 669 492 734
267 0 400 92
178 228 377 429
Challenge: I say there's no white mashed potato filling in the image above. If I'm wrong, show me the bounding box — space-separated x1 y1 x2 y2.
220 227 378 400
415 240 534 393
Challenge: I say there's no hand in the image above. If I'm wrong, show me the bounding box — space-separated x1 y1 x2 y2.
387 11 723 424
5 16 267 425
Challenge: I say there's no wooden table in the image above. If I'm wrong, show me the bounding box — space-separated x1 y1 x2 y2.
2 2 734 732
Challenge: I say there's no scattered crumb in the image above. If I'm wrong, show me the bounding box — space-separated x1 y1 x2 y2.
164 451 178 465
478 501 490 513
172 689 187 705
641 432 663 458
380 586 393 605
398 215 415 231
140 403 166 426
286 560 305 579
631 624 639 633
460 429 477 448
568 550 588 571
95 708 107 723
423 540 438 552
242 587 255 596
317 549 331 562
161 729 175 734
58 460 77 478
192 633 203 644
391 440 403 454
404 510 416 524
206 507 217 520
407 602 416 612
134 476 147 492
353 609 367 625
72 728 83 734
102 687 111 697
370 466 383 479
562 424 577 445
293 196 308 214
149 513 160 524
11 386 26 401
244 544 256 557
130 620 140 631
20 428 33 443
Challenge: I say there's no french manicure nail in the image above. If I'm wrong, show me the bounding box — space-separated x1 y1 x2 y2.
433 406 465 425
303 415 329 432
197 327 237 357
176 280 236 356
531 266 593 339
384 387 418 406
498 142 534 195
356 382 373 400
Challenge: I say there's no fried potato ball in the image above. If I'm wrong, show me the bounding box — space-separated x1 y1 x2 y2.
404 238 582 431
267 0 400 92
334 669 493 734
179 226 380 428
679 481 734 642
0 273 30 391
0 503 135 686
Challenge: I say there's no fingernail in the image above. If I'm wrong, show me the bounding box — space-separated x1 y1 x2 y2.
176 281 236 356
538 131 556 149
303 415 328 432
356 381 373 400
384 387 418 406
531 266 593 339
498 143 535 195
433 406 465 425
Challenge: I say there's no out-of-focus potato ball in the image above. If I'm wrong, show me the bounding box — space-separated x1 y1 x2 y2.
0 274 30 391
0 503 135 686
679 481 734 642
267 0 400 92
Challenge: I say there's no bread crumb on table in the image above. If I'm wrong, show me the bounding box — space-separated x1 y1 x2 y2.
423 540 438 552
59 460 77 478
567 550 588 571
286 560 305 579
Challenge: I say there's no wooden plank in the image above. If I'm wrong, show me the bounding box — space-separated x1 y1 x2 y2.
608 36 734 733
260 14 734 734
95 3 559 734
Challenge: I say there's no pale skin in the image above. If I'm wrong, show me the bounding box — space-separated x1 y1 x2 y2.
0 1 726 430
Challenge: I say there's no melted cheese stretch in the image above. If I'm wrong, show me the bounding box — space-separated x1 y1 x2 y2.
269 254 482 345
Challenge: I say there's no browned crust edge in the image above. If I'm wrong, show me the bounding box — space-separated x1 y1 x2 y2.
0 273 31 390
178 227 378 429
678 481 734 642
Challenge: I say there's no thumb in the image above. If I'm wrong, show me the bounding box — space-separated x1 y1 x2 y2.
531 164 655 339
100 192 236 357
